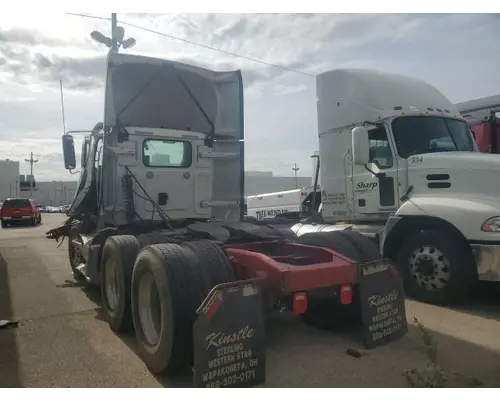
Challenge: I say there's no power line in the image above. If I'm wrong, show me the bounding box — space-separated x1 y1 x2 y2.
66 13 314 77
66 13 110 22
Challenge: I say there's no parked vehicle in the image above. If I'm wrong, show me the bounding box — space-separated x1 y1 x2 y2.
287 68 500 306
60 205 71 213
42 206 62 213
46 49 406 385
454 94 500 153
0 198 42 227
246 185 321 221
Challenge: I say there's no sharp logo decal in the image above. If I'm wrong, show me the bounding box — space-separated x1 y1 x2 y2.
355 181 378 193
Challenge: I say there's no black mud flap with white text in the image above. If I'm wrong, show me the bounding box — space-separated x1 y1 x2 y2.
193 279 266 388
358 259 408 349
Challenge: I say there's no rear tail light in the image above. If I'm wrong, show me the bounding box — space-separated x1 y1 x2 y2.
292 291 308 314
340 284 353 305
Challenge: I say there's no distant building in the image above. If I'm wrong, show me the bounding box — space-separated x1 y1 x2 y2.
30 181 78 207
0 162 77 206
0 167 312 206
245 170 274 178
0 160 20 200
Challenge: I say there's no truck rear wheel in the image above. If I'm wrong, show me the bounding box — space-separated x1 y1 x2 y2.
297 231 360 261
337 230 381 262
297 231 364 330
131 242 235 375
182 240 235 291
265 224 297 240
397 229 477 305
100 235 140 333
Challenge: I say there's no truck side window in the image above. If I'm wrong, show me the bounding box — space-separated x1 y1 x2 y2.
368 127 393 169
94 138 103 170
143 139 192 168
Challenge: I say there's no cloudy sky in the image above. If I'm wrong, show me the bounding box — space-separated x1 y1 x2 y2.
0 13 499 181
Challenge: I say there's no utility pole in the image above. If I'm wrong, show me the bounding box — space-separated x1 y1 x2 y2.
24 152 38 199
111 13 118 50
292 163 300 189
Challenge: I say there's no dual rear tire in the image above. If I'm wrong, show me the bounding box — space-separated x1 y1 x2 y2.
100 236 235 375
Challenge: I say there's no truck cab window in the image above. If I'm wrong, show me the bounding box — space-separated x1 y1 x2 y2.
392 116 474 158
94 138 103 170
368 127 393 168
143 139 192 168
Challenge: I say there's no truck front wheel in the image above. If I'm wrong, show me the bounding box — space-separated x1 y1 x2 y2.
396 229 477 305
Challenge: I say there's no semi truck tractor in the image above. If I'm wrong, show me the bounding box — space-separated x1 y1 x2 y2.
455 94 500 154
245 185 321 221
46 45 407 384
290 68 500 306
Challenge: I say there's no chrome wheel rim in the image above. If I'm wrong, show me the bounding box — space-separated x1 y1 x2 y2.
409 246 451 291
137 272 162 346
104 258 119 311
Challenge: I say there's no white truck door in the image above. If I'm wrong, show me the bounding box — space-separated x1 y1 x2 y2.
351 125 400 216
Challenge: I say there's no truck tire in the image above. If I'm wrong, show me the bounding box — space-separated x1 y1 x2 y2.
337 230 381 263
296 231 363 330
182 240 235 292
100 235 141 333
136 232 181 248
265 224 297 240
131 243 213 375
297 232 359 261
396 229 477 305
1 220 7 228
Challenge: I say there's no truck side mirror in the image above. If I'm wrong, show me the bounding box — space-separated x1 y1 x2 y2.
352 126 370 165
62 134 76 170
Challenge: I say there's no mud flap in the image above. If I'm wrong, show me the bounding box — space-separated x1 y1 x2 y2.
358 259 408 349
193 279 266 388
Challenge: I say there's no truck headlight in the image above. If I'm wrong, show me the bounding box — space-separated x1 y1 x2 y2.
481 217 500 232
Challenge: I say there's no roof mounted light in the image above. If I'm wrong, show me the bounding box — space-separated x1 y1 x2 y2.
90 25 135 51
122 37 136 49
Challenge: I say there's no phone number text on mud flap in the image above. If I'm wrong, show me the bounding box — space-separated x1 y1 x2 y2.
202 341 258 387
204 368 258 388
368 302 404 341
371 323 404 341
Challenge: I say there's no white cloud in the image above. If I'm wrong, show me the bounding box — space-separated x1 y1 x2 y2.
0 13 499 181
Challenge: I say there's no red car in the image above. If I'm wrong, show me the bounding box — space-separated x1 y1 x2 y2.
0 198 42 228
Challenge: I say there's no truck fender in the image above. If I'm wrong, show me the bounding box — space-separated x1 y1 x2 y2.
382 196 477 260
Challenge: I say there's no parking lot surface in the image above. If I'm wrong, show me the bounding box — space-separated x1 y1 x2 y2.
1 214 499 387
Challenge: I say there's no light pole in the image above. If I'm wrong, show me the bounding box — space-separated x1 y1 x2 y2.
292 163 300 189
90 13 136 52
24 152 38 198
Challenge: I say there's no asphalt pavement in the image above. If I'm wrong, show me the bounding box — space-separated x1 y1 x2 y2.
1 214 499 388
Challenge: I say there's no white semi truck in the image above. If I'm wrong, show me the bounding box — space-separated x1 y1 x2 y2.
46 41 406 381
290 68 500 306
245 185 321 221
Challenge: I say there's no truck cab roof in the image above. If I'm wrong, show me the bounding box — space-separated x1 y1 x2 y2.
316 68 462 135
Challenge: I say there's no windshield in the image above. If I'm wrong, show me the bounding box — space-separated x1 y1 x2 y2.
3 199 30 208
392 116 475 158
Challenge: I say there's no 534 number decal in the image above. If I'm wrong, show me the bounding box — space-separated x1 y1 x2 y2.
410 156 423 164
